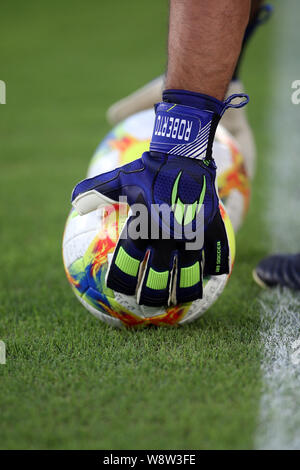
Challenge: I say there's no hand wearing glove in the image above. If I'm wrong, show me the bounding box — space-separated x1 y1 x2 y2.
72 89 248 306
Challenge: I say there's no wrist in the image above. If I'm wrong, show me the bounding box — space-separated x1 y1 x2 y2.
163 89 227 115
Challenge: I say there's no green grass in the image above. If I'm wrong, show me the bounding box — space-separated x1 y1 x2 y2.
0 0 276 449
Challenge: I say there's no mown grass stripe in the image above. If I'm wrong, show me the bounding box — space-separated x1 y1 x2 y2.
255 0 300 450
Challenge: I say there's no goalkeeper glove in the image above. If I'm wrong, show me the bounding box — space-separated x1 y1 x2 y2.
72 89 248 306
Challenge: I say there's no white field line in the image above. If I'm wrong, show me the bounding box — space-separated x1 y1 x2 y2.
256 289 300 449
255 0 300 450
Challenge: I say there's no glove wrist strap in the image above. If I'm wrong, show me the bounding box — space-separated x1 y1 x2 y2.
150 89 249 161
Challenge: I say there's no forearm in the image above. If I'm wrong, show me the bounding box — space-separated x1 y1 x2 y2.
165 0 251 100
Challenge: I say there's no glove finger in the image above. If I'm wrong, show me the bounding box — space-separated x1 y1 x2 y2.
72 159 144 215
137 240 177 307
106 217 148 296
174 246 203 305
203 208 230 276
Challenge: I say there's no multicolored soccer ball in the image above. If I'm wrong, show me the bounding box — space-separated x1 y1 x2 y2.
63 109 250 328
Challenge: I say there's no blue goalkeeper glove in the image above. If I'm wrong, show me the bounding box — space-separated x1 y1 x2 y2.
72 89 248 306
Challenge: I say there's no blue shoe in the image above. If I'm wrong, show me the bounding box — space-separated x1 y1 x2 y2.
253 253 300 290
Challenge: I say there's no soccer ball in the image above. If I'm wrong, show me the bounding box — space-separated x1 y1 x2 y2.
63 109 250 328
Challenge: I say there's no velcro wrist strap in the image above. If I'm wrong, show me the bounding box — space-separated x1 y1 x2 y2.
150 102 216 160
